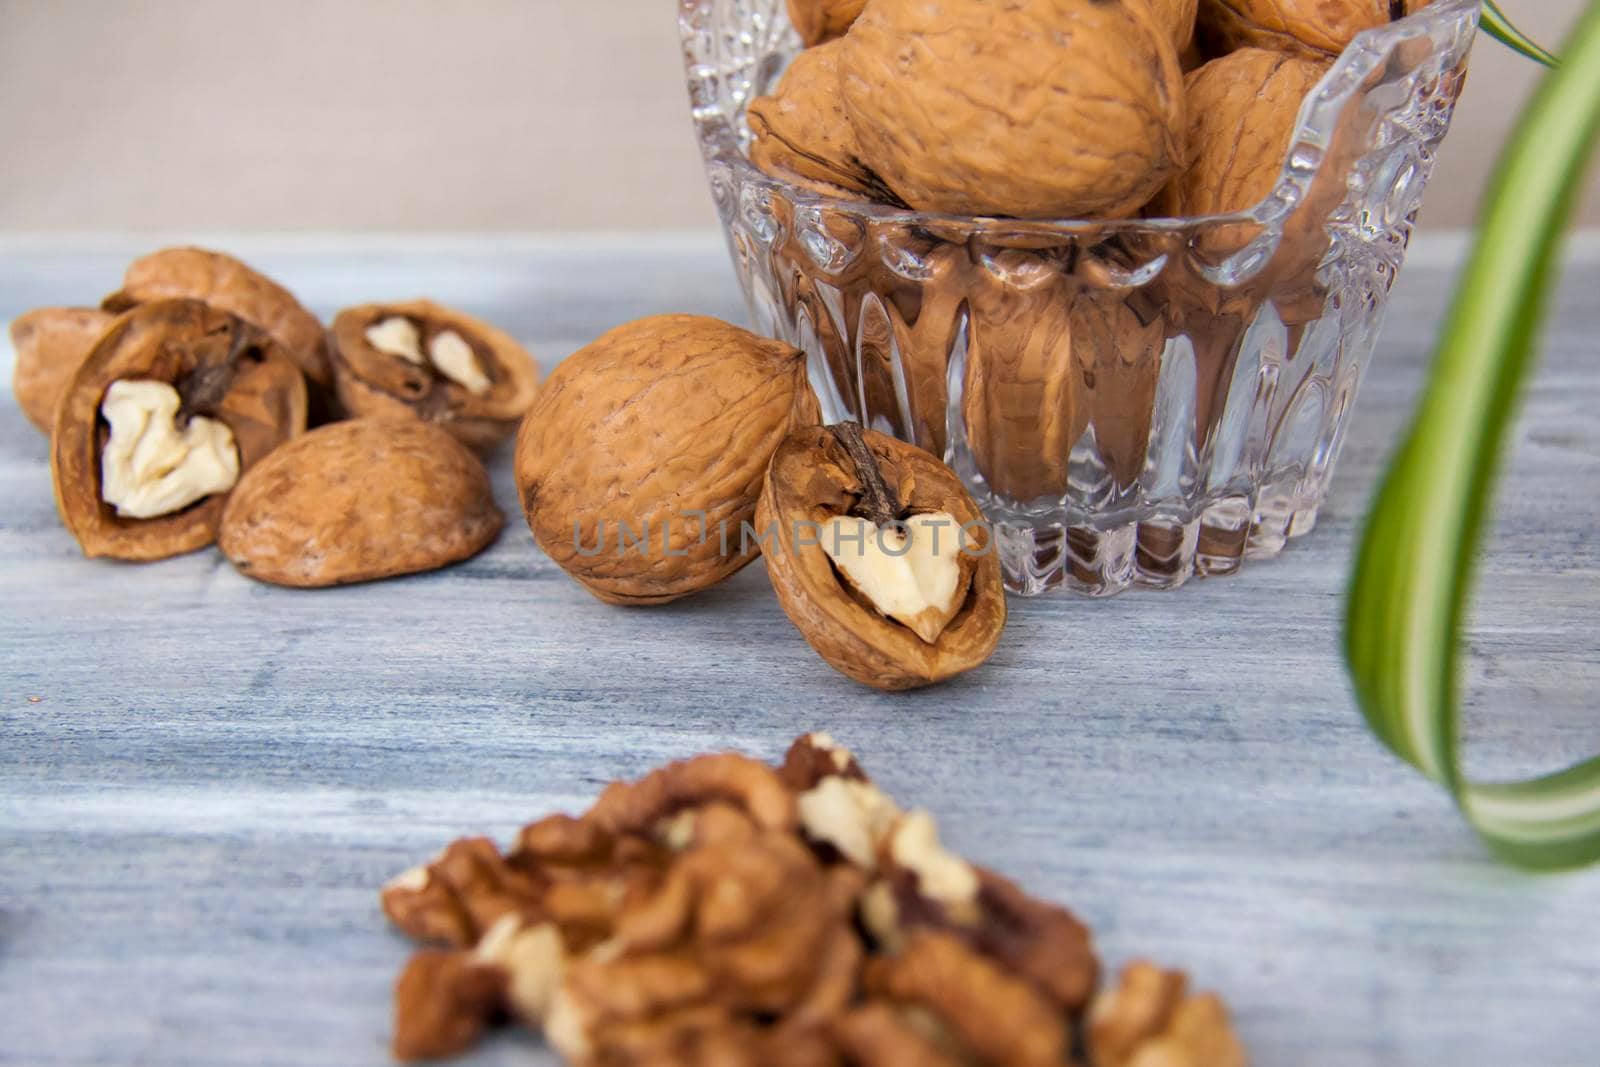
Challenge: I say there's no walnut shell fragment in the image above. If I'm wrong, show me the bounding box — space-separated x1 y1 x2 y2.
330 300 540 453
218 417 503 587
51 299 307 561
786 0 866 46
838 0 1186 219
514 314 819 606
9 307 116 434
105 246 332 389
748 40 889 201
757 423 1005 690
1198 0 1428 57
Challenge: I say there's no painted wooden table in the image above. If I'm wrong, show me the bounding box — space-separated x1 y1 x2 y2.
2 235 1597 1067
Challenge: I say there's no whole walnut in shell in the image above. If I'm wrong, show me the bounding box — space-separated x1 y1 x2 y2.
1154 49 1332 224
219 418 503 587
330 300 540 453
748 40 887 201
104 247 332 390
838 0 1186 219
757 423 1006 691
787 0 867 46
514 314 819 606
51 299 307 561
9 307 116 434
1198 0 1429 57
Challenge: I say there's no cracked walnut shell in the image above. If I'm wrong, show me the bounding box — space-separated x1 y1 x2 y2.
757 423 1005 690
9 307 116 434
218 417 503 587
838 0 1186 219
330 300 540 453
51 299 307 561
1198 0 1429 58
104 246 332 390
514 314 819 606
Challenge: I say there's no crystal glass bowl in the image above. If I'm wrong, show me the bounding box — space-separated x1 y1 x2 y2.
679 0 1479 596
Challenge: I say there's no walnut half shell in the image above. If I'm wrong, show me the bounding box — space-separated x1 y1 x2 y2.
50 299 307 561
330 300 540 453
757 423 1006 690
219 418 504 588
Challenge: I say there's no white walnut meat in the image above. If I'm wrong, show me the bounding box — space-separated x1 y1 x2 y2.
747 40 892 201
51 299 307 561
104 246 333 390
757 422 1006 691
218 417 504 588
330 300 540 453
9 307 116 434
1086 961 1247 1067
98 380 240 519
514 314 819 606
786 0 867 46
1198 0 1429 58
838 0 1186 219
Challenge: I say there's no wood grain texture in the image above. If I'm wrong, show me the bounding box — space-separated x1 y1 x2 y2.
1 234 1598 1067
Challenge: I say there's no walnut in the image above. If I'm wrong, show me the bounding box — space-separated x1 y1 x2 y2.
381 837 546 949
97 380 240 519
866 818 1099 1016
50 299 307 561
1151 0 1200 53
786 0 866 46
217 417 504 587
748 41 886 200
757 422 1006 690
392 949 508 1061
587 753 799 838
514 314 819 605
838 0 1186 218
861 932 1069 1067
1152 49 1332 227
1086 961 1246 1067
330 300 540 453
104 246 332 391
550 829 863 1063
1198 0 1428 58
8 307 115 434
830 1000 963 1067
509 815 673 951
474 914 568 1025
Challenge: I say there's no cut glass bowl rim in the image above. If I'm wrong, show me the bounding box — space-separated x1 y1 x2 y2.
687 0 1480 239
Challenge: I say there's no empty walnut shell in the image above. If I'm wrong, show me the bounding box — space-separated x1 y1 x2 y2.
9 307 116 434
219 418 504 588
838 0 1186 219
786 0 866 46
757 424 1006 691
515 314 819 606
748 40 887 201
1198 0 1428 57
330 300 541 453
51 299 308 561
104 247 332 389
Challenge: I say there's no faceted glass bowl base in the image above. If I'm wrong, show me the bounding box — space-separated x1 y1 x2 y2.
680 0 1480 595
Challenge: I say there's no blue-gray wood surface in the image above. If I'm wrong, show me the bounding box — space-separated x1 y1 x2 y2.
2 234 1598 1067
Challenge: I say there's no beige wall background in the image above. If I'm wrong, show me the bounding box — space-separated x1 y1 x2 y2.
0 0 1596 233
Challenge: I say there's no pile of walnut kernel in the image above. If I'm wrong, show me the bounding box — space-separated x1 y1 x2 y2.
381 734 1246 1066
